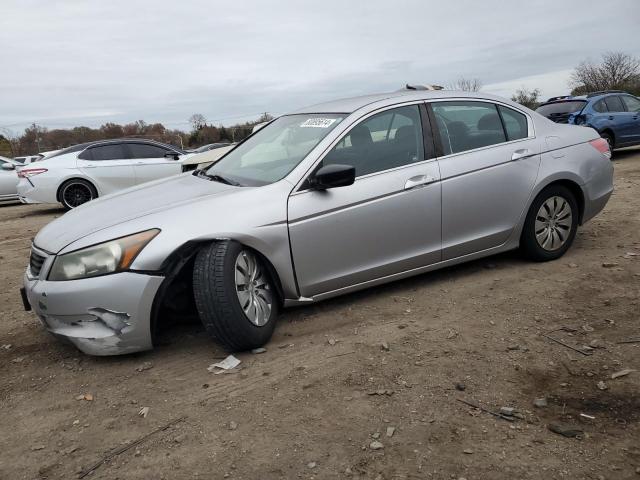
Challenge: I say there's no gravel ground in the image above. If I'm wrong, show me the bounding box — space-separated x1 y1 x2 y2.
1 149 639 480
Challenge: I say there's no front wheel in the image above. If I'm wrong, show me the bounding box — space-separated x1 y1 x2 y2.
521 185 578 261
601 132 614 158
193 241 278 351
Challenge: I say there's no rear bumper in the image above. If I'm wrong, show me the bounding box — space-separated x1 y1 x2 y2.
17 178 57 204
582 162 614 224
23 270 164 356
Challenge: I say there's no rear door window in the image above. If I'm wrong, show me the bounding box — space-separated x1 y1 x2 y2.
604 96 625 112
593 100 608 113
84 144 127 160
432 101 506 155
621 95 640 113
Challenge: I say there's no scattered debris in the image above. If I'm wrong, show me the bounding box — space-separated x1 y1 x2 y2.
381 342 390 351
463 448 474 454
457 398 515 422
251 347 267 354
611 368 635 379
368 389 394 396
327 351 356 359
446 329 459 339
228 421 238 431
1 344 11 350
307 462 317 469
386 426 396 438
11 356 25 363
207 355 241 374
455 382 466 391
548 423 583 438
31 445 45 451
499 407 516 416
369 441 384 450
507 344 520 351
75 393 94 401
582 324 594 332
328 338 337 346
616 338 640 345
568 263 578 268
533 397 548 408
136 362 154 372
371 432 380 439
540 333 592 356
602 262 619 268
78 417 186 478
138 406 150 418
597 381 608 391
580 413 596 420
64 445 79 455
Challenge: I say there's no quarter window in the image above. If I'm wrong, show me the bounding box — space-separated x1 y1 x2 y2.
498 106 528 141
621 95 640 113
128 143 170 158
84 144 126 160
322 105 424 177
432 101 507 155
604 96 625 113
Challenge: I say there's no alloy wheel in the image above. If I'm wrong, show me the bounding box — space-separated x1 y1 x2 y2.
62 183 93 208
534 196 573 251
234 250 273 326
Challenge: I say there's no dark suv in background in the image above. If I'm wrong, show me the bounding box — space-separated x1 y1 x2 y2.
536 90 640 153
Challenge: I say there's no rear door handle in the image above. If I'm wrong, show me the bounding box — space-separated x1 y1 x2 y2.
511 148 533 161
404 175 437 190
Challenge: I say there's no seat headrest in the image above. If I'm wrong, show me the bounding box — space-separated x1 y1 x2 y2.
349 125 373 147
446 121 469 137
394 125 415 143
477 113 502 131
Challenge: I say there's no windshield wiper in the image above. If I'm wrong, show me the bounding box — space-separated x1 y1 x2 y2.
193 169 241 186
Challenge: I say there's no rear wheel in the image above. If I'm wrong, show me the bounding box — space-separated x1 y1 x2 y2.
193 241 278 351
521 185 578 261
59 179 97 210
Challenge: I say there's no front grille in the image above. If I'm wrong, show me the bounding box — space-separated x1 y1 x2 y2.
29 249 46 278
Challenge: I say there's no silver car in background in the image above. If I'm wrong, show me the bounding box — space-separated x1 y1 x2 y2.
22 89 613 355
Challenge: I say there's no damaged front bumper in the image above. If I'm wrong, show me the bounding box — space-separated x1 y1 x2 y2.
23 270 164 356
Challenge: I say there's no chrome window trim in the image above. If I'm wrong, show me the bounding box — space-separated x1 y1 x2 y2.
291 99 431 193
427 97 535 141
291 97 535 193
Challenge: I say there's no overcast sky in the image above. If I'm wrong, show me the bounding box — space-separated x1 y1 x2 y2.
1 0 639 134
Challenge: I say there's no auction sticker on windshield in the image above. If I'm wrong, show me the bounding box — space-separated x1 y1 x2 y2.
300 118 337 128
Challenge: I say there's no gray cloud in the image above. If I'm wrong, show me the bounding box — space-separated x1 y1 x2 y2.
1 0 639 133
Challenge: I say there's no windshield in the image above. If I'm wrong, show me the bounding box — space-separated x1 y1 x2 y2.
536 101 586 116
204 114 345 186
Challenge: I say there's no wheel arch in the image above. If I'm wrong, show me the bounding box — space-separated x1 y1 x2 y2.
149 239 286 342
55 176 100 202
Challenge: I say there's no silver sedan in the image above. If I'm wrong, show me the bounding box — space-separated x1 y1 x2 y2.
22 90 614 355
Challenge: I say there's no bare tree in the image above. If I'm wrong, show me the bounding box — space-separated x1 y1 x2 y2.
449 77 482 92
511 88 541 110
570 51 640 95
188 113 207 131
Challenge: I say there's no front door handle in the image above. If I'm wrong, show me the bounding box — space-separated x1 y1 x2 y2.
608 116 614 120
404 175 436 190
511 148 533 161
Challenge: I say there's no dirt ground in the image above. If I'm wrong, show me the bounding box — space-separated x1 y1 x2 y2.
1 150 639 480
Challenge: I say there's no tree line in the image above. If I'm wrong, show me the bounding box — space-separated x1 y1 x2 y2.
1 52 638 158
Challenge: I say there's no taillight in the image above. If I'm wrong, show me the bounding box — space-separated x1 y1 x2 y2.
18 168 48 178
589 138 611 159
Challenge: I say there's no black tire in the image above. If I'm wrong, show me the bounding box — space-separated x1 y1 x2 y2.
601 132 614 158
521 185 578 262
192 241 278 351
59 179 97 210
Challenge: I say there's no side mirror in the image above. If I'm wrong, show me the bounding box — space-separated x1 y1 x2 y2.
164 152 181 160
1 163 15 171
310 164 355 190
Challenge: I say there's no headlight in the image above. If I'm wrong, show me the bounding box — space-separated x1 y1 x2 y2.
48 229 160 281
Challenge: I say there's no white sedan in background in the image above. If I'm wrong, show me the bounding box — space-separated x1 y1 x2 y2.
0 157 21 203
17 139 188 209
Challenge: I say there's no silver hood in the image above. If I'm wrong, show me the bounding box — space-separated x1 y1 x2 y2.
34 173 235 253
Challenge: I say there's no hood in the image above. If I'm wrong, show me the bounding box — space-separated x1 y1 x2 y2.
35 173 236 253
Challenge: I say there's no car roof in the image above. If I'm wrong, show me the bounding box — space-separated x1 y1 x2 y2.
292 89 522 114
